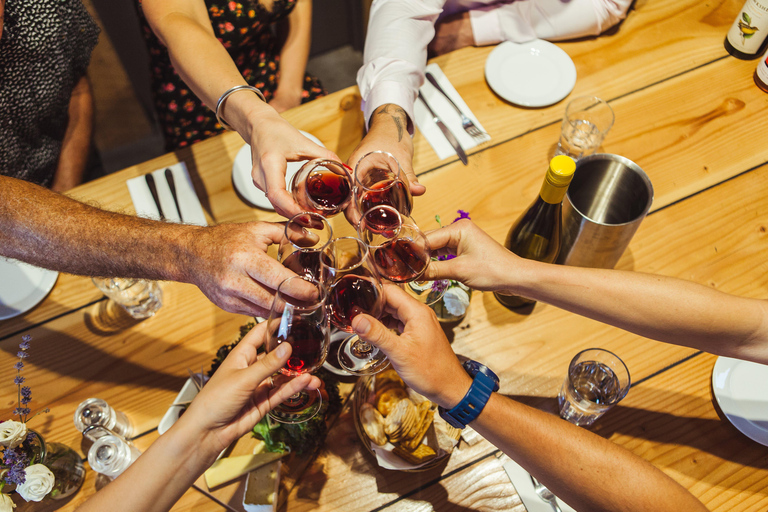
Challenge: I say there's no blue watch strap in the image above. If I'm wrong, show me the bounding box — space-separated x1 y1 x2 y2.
439 371 497 429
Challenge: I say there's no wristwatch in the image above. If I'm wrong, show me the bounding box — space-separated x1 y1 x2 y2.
438 359 500 429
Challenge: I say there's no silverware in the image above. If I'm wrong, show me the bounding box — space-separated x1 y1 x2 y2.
145 173 165 220
425 71 486 141
531 475 562 512
164 168 183 222
418 91 468 165
187 368 204 392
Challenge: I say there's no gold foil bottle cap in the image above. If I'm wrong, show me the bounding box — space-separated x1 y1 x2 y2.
546 155 576 187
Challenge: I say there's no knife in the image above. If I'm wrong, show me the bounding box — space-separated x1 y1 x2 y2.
164 168 183 223
145 173 165 220
418 91 468 165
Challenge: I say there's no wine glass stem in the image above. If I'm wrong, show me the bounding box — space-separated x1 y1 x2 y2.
353 340 373 356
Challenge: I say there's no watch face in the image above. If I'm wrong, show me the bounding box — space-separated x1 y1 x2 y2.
463 359 483 376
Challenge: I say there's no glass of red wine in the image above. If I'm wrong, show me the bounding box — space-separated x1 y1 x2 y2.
290 159 353 217
278 212 333 280
353 151 413 224
265 275 329 424
358 205 448 305
320 237 388 375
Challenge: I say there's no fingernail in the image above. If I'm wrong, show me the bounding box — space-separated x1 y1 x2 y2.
352 316 371 335
276 343 290 358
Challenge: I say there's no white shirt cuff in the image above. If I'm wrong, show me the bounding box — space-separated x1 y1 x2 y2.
469 7 504 46
363 81 416 135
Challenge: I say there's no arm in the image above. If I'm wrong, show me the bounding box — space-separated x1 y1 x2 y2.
76 322 321 512
141 0 339 218
350 286 708 512
51 75 94 192
269 0 312 113
0 175 313 317
425 219 768 364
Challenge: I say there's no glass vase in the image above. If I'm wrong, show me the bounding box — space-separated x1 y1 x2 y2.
430 282 473 323
28 430 86 500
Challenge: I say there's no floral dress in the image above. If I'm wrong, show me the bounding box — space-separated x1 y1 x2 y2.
137 0 326 151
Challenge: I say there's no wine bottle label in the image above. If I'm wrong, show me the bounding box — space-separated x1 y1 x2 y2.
758 50 768 83
727 1 768 54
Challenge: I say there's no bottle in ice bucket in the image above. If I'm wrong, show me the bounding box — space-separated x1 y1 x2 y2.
495 155 576 310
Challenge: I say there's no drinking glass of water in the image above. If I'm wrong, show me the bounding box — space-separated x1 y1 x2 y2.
92 277 163 319
557 348 630 426
554 96 615 160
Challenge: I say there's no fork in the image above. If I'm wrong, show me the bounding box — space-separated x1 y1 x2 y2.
530 475 563 512
425 71 487 141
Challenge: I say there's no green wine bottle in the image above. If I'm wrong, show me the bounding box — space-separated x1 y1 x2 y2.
495 155 576 310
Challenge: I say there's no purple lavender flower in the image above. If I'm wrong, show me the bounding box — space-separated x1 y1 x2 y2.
453 209 471 222
19 337 31 350
13 376 25 385
438 254 456 261
20 386 32 405
431 280 449 294
16 351 28 359
3 449 29 486
13 361 23 371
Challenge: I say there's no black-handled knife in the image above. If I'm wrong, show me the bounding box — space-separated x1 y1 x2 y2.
164 168 184 223
145 173 165 220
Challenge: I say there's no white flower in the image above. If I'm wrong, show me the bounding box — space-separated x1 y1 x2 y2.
0 493 16 511
0 421 27 449
443 286 470 316
15 464 54 502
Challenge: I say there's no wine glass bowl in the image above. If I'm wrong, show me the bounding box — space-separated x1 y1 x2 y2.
354 151 413 220
290 159 353 217
266 275 329 423
278 211 333 280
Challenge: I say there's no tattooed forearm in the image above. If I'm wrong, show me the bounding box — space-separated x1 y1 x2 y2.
374 104 408 142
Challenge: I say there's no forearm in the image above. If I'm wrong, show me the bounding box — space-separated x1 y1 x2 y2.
0 176 197 282
51 75 94 192
76 420 216 512
468 394 707 512
511 258 768 363
275 0 312 98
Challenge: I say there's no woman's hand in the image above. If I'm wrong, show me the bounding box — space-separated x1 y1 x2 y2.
175 322 322 459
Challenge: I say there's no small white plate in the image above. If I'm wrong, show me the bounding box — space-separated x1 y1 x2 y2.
232 130 325 210
485 40 576 108
0 258 58 320
712 356 768 446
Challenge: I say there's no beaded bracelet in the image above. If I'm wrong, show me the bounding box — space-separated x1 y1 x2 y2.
214 85 266 131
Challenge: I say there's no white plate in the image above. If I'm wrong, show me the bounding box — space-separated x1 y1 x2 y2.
712 356 768 446
232 130 325 210
485 40 576 108
0 258 58 320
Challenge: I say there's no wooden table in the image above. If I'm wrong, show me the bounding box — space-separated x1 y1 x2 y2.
3 0 768 509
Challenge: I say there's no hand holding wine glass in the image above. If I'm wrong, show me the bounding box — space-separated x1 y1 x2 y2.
349 150 414 227
278 212 333 279
290 159 353 217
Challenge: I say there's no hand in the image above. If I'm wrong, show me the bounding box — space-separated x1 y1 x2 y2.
175 322 322 458
185 221 317 317
351 285 471 409
424 219 520 293
428 11 474 58
268 87 303 113
246 108 341 219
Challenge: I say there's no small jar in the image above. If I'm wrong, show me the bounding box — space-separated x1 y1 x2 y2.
431 282 473 323
87 434 141 479
74 398 133 438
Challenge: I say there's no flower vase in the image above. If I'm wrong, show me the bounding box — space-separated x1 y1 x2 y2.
430 282 472 323
28 431 85 500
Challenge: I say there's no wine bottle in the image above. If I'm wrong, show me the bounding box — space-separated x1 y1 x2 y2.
495 155 576 310
755 47 768 92
724 0 768 60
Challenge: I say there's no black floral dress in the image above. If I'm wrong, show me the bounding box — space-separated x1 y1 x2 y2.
0 0 100 187
137 0 326 152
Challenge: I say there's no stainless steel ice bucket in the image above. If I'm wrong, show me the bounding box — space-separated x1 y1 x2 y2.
556 154 653 268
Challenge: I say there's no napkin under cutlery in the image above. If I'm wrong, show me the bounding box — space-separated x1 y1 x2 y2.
127 162 207 226
414 63 491 161
503 458 576 512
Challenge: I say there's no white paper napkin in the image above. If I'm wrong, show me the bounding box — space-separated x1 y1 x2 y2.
503 459 577 512
127 162 208 226
414 63 491 161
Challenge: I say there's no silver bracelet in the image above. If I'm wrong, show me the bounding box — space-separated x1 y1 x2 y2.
214 85 266 131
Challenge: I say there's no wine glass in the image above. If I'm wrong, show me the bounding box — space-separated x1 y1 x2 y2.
320 237 388 375
278 212 333 279
358 205 448 305
265 275 329 424
290 159 353 217
353 151 413 222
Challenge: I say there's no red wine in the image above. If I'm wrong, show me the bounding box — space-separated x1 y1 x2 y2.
363 205 401 237
278 320 326 374
373 238 429 282
359 178 413 217
282 250 321 279
306 169 351 210
328 275 382 331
